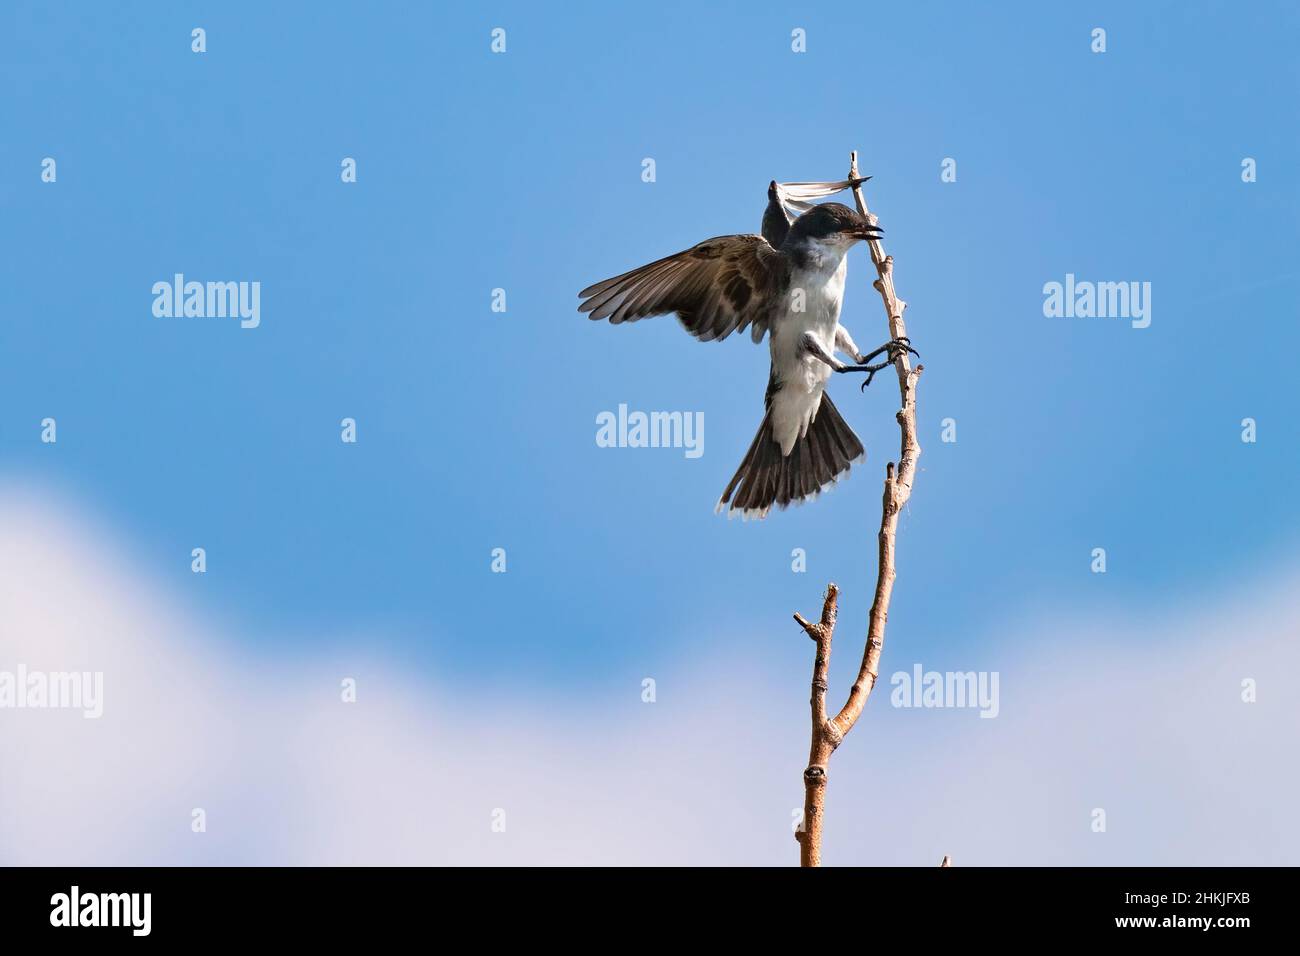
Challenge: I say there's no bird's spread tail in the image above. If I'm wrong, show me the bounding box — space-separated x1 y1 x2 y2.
716 393 865 519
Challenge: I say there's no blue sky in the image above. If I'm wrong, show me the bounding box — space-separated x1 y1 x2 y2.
2 0 1297 705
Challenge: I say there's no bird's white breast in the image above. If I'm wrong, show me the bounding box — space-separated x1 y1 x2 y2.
768 254 847 456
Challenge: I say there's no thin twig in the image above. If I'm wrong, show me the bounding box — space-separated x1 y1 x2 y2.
793 152 925 867
792 584 839 866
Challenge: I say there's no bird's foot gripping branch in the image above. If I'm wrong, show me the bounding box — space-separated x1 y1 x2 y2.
834 336 920 389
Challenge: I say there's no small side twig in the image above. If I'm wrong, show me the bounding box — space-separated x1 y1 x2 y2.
792 583 841 867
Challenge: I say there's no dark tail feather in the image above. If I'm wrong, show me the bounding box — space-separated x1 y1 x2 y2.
716 393 865 519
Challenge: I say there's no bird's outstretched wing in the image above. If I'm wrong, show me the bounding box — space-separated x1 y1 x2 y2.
578 234 789 345
773 177 870 213
761 181 793 248
763 177 868 247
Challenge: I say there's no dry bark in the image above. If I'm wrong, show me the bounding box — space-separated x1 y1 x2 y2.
792 152 925 867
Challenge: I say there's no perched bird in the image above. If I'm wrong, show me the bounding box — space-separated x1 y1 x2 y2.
578 182 915 518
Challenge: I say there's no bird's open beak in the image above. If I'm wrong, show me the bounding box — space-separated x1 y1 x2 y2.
852 225 883 240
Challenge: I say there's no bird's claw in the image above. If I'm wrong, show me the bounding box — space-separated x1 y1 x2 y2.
839 337 920 391
859 368 885 391
893 336 919 360
860 336 918 364
835 360 890 387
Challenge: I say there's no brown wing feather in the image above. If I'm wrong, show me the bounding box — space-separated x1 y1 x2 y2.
578 234 788 344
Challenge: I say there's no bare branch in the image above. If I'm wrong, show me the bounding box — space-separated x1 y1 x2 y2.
793 584 838 867
793 151 924 866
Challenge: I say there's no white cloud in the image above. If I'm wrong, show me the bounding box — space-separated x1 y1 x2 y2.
0 484 1295 865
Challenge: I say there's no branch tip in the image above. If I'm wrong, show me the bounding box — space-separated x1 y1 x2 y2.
820 583 839 626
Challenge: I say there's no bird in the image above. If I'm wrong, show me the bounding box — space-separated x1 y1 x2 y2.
578 180 916 518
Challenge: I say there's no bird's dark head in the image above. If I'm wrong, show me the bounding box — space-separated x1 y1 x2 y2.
789 202 882 244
